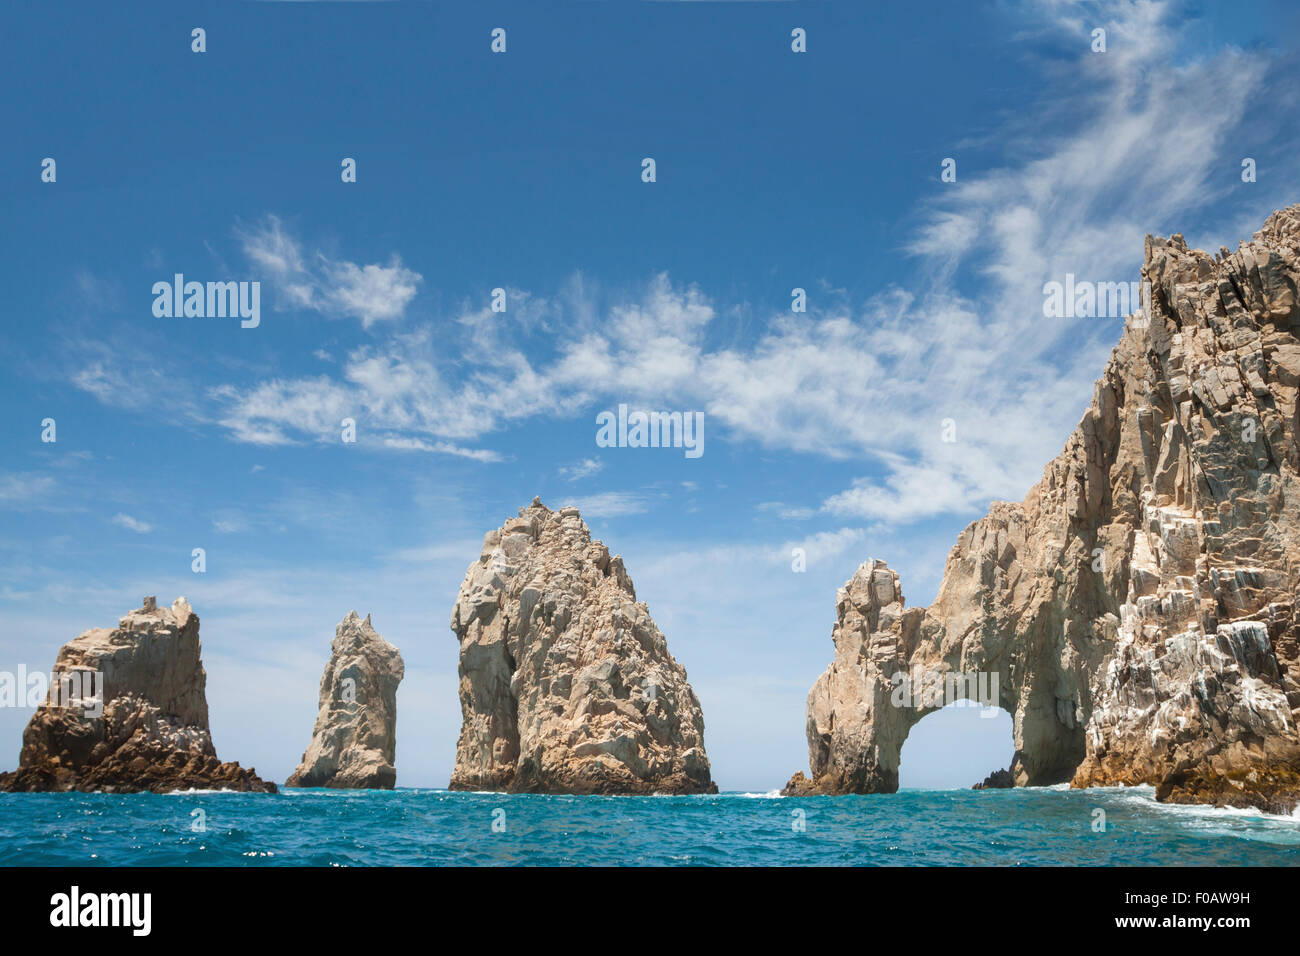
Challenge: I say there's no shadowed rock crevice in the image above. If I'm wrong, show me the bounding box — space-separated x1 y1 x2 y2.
450 498 716 794
786 205 1300 813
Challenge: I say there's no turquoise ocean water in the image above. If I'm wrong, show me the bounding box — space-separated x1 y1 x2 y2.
2 785 1298 866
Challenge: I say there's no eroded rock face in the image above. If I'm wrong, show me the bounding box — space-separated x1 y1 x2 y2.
286 612 404 789
0 597 275 793
450 497 715 794
787 205 1300 812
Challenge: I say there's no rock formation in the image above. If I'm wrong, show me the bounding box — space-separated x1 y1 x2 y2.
449 497 715 794
0 597 275 793
286 611 404 789
972 768 1014 790
786 205 1300 813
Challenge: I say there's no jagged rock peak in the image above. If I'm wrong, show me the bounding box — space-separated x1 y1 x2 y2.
286 611 404 789
449 498 716 794
786 204 1300 813
0 597 275 793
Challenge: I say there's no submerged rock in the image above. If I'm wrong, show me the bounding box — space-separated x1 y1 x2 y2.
286 611 404 789
449 497 716 794
0 597 275 793
787 205 1300 813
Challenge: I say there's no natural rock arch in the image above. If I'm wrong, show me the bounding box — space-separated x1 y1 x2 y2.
786 559 1091 795
786 207 1300 813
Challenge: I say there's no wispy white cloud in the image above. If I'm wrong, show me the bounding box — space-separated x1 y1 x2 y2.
111 513 152 534
780 527 870 568
212 512 248 534
72 339 200 417
812 0 1271 520
559 491 648 518
381 436 504 462
757 501 815 520
559 458 604 481
239 215 421 328
0 473 57 507
67 0 1278 530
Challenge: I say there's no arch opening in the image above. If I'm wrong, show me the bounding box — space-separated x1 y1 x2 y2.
897 700 1015 790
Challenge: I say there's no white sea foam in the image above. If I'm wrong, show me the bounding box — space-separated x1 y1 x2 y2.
1097 785 1300 845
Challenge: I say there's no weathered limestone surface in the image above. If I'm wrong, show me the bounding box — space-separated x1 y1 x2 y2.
787 206 1300 812
286 611 404 789
450 498 716 794
0 597 275 793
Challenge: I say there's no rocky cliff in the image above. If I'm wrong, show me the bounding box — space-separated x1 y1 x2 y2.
0 597 275 793
450 497 715 793
286 611 404 789
786 205 1300 813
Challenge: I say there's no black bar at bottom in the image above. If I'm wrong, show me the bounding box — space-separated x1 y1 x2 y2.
0 865 1278 941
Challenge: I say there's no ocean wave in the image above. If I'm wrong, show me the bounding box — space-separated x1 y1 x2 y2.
1133 793 1300 823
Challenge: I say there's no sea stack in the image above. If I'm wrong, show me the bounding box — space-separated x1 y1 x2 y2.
0 597 275 793
449 497 715 794
286 611 404 789
786 205 1300 813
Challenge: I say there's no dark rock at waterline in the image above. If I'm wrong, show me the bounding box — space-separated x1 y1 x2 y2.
0 596 276 794
972 768 1014 790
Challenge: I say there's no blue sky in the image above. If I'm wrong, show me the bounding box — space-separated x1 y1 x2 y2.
1 0 1297 791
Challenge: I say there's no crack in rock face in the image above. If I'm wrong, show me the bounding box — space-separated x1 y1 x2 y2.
0 597 276 794
286 611 404 789
449 497 716 794
785 205 1300 814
